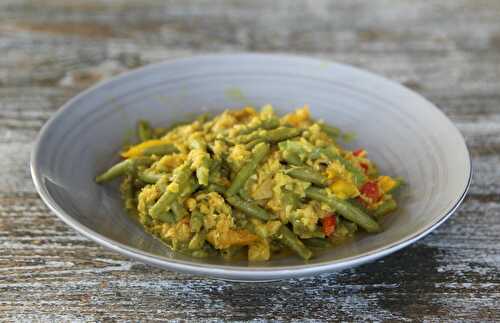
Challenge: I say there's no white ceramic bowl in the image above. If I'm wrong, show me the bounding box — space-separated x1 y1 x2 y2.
31 54 471 281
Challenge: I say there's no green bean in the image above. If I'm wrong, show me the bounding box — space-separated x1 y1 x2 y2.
278 140 311 156
189 137 206 150
120 175 136 213
374 198 397 217
236 130 266 144
225 194 272 221
188 231 206 250
171 200 188 221
266 127 303 142
278 226 313 260
227 142 270 195
150 163 192 218
181 177 200 198
189 137 211 185
137 171 163 184
245 139 265 149
206 183 227 195
138 120 153 141
237 127 302 145
238 117 280 135
388 177 405 193
281 150 303 166
316 148 366 186
191 250 209 258
305 187 380 233
152 127 168 138
238 184 252 201
281 190 300 210
221 245 245 260
156 211 175 224
303 238 332 248
190 211 204 233
142 143 178 156
96 159 133 183
95 157 151 183
319 123 341 138
155 174 170 193
196 156 211 186
287 166 328 186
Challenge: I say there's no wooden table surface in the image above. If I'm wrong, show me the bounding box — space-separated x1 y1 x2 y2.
1 1 499 321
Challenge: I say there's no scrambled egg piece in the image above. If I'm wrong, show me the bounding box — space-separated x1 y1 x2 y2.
228 144 252 172
206 213 257 249
163 220 192 250
325 160 354 184
248 239 271 261
378 175 398 193
212 111 238 132
294 204 319 233
250 152 282 200
281 105 310 127
330 179 359 199
154 153 186 172
137 185 161 217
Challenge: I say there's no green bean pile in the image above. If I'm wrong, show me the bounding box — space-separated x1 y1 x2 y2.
95 105 402 261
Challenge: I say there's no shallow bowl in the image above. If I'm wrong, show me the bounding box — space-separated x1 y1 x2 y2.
31 54 471 281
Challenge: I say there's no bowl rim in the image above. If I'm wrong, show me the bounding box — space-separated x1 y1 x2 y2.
30 53 472 280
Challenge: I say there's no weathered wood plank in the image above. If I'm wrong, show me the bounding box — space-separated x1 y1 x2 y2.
0 0 499 321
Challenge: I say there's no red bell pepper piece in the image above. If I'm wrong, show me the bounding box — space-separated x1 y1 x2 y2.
360 181 380 201
322 214 337 236
353 149 364 157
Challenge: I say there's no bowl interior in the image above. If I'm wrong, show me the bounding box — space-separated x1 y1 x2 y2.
32 54 470 275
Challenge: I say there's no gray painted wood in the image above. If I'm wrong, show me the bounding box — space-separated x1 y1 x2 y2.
0 0 499 321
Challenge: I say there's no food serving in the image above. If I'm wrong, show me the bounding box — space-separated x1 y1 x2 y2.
96 105 402 261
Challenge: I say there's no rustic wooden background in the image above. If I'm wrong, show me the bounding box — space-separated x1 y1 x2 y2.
1 0 499 321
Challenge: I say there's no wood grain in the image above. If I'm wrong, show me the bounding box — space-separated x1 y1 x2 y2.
0 0 499 321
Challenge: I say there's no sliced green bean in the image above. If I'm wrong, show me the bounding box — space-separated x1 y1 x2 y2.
237 127 302 145
281 150 303 166
188 231 206 250
305 187 380 233
206 183 227 195
238 117 280 135
171 200 188 221
137 171 163 184
152 127 168 138
374 198 397 217
95 157 151 183
303 238 332 248
266 127 303 142
319 123 341 138
225 194 272 221
388 177 405 193
142 143 178 156
138 120 153 141
190 211 204 233
281 190 300 210
245 139 265 149
189 137 211 185
287 166 328 186
227 142 270 195
120 174 136 213
156 211 175 224
278 226 313 260
181 177 200 198
150 163 192 218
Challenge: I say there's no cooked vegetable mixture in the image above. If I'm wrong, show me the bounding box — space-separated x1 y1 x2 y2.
96 105 402 261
